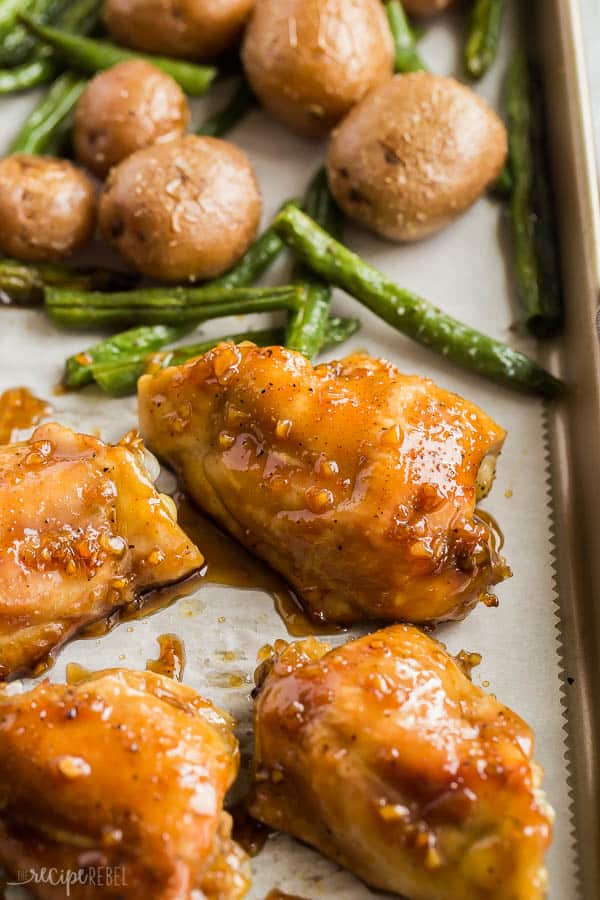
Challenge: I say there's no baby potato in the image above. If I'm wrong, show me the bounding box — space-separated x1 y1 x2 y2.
242 0 393 138
73 60 190 178
0 155 96 261
327 72 507 242
103 0 255 60
98 135 262 281
403 0 457 15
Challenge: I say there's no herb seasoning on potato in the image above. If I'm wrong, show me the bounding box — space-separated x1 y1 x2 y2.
327 72 508 241
0 155 96 261
73 60 190 178
103 0 255 61
242 0 394 138
99 135 262 281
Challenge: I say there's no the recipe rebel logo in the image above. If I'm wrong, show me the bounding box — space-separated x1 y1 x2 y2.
7 865 128 895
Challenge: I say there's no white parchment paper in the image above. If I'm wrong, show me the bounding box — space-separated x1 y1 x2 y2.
0 4 577 897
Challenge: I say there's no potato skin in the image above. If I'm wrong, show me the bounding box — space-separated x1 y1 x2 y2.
73 60 189 178
403 0 456 15
99 136 262 281
103 0 255 60
0 155 96 261
327 73 508 242
242 0 393 138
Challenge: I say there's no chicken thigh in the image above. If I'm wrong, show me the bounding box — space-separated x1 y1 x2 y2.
139 343 509 625
249 626 553 900
0 668 250 898
0 423 203 677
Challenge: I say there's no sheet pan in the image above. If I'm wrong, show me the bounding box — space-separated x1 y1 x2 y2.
0 0 598 896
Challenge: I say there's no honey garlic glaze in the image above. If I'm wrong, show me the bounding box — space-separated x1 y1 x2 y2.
80 494 342 649
138 344 512 626
249 625 553 900
146 633 185 681
175 495 343 637
231 803 274 858
0 386 51 443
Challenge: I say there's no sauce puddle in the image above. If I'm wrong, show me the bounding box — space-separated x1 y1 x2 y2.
146 633 185 681
455 649 482 679
32 495 343 674
66 662 92 684
0 387 51 443
231 805 273 858
175 495 343 638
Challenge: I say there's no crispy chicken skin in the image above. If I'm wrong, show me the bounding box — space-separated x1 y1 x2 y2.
249 626 553 900
0 668 250 899
0 423 203 678
139 343 509 625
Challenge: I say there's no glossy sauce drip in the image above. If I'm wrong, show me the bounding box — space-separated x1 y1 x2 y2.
455 649 482 679
475 507 505 553
39 495 343 670
231 804 273 857
474 507 507 610
66 662 92 684
0 387 51 443
207 672 246 689
146 633 185 681
176 496 343 638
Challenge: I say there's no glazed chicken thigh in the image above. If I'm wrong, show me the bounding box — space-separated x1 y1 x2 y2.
0 668 250 898
249 626 553 900
0 423 203 677
139 343 509 625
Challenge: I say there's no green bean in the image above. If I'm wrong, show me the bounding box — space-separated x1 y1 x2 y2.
19 14 217 95
320 315 360 348
0 0 27 38
64 324 189 389
210 200 296 289
0 0 72 68
92 327 284 396
506 52 562 338
46 284 305 329
0 55 54 91
57 0 100 33
465 0 505 80
274 205 564 397
0 0 35 67
285 281 333 359
197 79 255 138
0 257 135 306
0 0 100 94
63 202 296 388
301 166 342 239
9 71 85 153
286 167 341 358
386 0 426 74
91 316 360 396
490 161 514 199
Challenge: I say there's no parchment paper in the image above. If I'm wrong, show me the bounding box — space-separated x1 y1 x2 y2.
0 4 576 897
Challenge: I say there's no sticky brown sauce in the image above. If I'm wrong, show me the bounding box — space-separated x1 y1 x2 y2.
455 649 482 679
66 662 92 684
146 633 185 681
231 805 273 858
24 496 341 678
79 496 340 643
475 507 505 552
175 496 342 638
474 507 507 610
0 387 51 443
